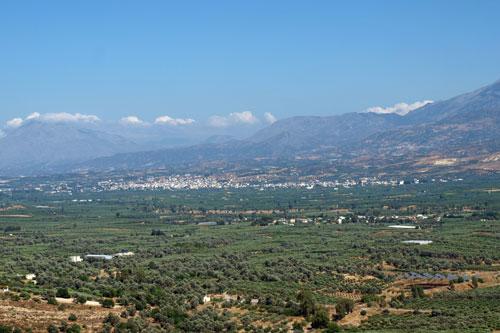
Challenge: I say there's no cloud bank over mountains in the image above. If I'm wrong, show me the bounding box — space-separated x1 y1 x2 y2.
3 111 276 130
0 111 278 145
364 100 433 116
208 111 260 127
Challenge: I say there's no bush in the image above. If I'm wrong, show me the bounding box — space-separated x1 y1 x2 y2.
103 313 120 326
324 322 341 332
67 324 81 333
102 299 115 308
19 292 30 300
292 321 303 331
68 313 78 321
56 288 71 299
47 325 58 333
76 295 87 304
360 310 367 316
47 297 58 305
0 326 12 333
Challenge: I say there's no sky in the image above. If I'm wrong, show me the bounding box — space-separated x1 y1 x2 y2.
1 0 500 130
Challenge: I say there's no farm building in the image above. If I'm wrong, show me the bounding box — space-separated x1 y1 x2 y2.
70 256 83 262
85 254 113 260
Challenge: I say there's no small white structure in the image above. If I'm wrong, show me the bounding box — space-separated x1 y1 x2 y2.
403 240 433 245
25 273 36 280
1 287 9 293
203 296 211 303
85 254 113 260
70 256 83 262
389 225 416 229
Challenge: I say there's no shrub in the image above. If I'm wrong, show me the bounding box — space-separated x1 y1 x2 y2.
67 324 81 333
56 288 71 299
103 313 120 326
68 313 78 321
19 292 30 300
47 297 58 305
76 295 86 304
324 322 341 332
47 325 58 333
102 299 115 308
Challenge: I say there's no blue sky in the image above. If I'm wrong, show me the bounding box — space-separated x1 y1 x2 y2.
1 0 499 129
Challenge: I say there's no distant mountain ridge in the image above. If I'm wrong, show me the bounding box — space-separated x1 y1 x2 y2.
0 121 140 174
75 78 500 174
1 78 500 176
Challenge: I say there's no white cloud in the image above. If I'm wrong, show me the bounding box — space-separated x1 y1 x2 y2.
264 112 277 124
3 112 99 132
26 112 40 120
41 112 100 122
155 115 195 126
208 111 259 127
0 130 4 138
120 116 149 126
364 100 433 116
5 117 24 129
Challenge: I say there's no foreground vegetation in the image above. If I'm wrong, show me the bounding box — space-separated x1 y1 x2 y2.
0 175 499 332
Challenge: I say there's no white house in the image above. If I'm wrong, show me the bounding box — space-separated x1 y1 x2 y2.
25 273 36 280
70 256 83 262
203 296 211 303
1 286 8 293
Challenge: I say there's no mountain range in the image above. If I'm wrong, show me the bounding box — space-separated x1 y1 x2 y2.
2 79 500 177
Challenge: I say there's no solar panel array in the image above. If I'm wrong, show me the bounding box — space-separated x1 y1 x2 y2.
397 272 477 281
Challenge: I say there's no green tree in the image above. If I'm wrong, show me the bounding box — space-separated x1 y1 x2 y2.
411 285 425 298
311 308 330 329
472 276 478 288
335 299 354 320
297 290 315 316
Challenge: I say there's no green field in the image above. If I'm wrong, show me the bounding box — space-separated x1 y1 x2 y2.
1 175 499 332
